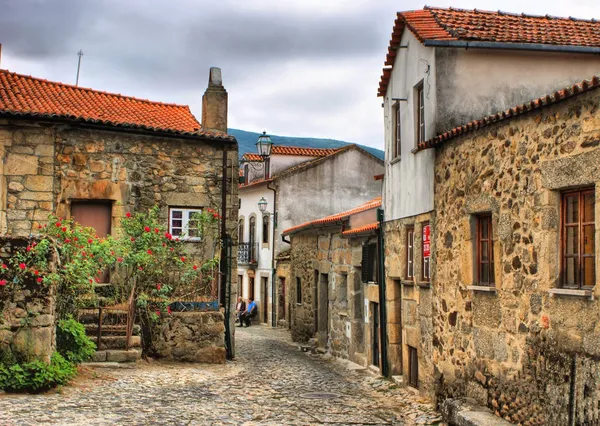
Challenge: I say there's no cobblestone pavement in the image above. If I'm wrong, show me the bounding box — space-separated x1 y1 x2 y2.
0 326 442 425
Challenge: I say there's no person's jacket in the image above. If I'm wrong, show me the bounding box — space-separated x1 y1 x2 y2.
236 301 246 312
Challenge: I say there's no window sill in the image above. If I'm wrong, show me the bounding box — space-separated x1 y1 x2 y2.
390 156 401 165
401 280 415 286
548 288 594 299
417 281 430 289
411 147 419 154
467 285 497 293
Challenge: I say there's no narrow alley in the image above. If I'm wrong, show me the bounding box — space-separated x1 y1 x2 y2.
0 326 441 425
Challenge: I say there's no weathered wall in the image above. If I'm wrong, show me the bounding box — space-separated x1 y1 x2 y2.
436 48 600 134
156 311 226 363
276 148 384 256
433 88 600 424
384 214 434 396
288 230 371 367
0 237 56 364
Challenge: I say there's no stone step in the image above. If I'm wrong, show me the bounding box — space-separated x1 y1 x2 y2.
84 323 141 337
78 309 129 325
89 349 141 363
90 335 141 350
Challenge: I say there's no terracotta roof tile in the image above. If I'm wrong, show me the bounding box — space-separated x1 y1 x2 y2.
241 145 338 162
341 222 379 236
418 75 600 150
282 197 382 235
379 7 600 96
0 69 233 140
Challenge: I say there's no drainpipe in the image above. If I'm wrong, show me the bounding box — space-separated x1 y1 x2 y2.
377 207 389 377
267 182 277 328
221 148 233 360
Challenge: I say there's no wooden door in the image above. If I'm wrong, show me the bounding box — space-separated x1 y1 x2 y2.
262 277 268 323
372 302 380 367
71 201 112 283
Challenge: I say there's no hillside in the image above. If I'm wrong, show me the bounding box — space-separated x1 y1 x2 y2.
228 129 384 160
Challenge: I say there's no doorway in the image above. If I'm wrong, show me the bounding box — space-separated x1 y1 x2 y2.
71 201 112 283
261 276 268 323
278 277 286 325
248 276 255 300
318 273 329 350
371 302 380 367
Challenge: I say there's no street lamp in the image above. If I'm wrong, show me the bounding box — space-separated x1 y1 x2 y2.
256 131 273 159
258 197 268 213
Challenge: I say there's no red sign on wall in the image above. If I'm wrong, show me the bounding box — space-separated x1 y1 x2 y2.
423 224 431 258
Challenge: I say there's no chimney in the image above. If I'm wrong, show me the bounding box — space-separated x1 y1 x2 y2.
201 67 228 134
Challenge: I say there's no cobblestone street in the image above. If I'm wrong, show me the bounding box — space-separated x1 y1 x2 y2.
0 326 441 425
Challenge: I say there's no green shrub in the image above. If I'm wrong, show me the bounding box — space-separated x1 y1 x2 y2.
56 316 96 364
0 352 76 393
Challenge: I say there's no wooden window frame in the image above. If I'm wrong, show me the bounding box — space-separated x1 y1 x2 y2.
416 82 425 146
238 218 244 242
264 157 271 179
561 188 595 289
476 214 495 286
422 222 431 282
362 242 379 284
406 227 414 279
393 103 401 158
169 207 203 241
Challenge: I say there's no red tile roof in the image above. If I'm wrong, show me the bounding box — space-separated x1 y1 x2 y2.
241 145 339 162
342 222 379 236
378 7 600 96
282 197 382 235
419 75 600 150
0 69 233 140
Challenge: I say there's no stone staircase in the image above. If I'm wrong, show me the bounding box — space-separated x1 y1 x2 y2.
78 284 141 363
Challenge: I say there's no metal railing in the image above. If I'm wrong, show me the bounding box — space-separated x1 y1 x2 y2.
238 242 259 265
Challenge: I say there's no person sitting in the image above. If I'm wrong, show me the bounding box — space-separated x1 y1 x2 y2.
235 296 246 326
241 297 257 327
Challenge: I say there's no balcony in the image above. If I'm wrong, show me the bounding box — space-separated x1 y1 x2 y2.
238 242 259 266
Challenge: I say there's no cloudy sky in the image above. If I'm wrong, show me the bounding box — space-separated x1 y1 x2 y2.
1 0 599 150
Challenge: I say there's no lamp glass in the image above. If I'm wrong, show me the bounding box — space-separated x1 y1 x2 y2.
258 197 268 213
256 131 273 158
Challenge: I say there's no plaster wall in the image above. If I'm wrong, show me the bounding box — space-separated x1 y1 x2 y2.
276 148 384 255
383 30 436 221
435 48 600 134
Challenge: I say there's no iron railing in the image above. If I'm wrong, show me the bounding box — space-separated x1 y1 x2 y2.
238 242 259 265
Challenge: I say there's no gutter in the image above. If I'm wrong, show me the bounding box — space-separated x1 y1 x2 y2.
423 40 600 55
377 208 389 377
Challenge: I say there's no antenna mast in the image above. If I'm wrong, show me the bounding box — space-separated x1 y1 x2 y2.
75 49 84 86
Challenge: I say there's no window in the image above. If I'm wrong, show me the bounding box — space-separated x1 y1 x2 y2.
238 219 244 242
238 275 243 298
296 277 302 304
169 207 203 240
249 216 257 263
264 158 271 179
477 214 494 286
393 103 401 158
406 227 414 279
562 188 595 289
262 214 269 244
244 164 249 185
422 222 431 281
416 82 425 145
362 243 379 283
408 345 418 388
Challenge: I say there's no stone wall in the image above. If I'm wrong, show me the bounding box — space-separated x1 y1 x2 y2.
288 229 371 367
275 251 291 328
384 214 434 396
432 88 600 424
0 237 56 364
156 311 226 363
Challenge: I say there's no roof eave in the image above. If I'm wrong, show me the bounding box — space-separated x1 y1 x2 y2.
423 40 600 54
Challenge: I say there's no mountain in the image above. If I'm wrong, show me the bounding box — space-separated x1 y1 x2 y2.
228 129 384 160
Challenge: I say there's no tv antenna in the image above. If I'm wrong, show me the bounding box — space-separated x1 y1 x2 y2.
75 49 84 86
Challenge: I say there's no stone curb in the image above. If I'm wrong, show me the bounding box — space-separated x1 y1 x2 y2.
441 398 513 426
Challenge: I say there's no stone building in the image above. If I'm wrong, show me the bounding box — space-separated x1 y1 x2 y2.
377 6 600 396
424 76 600 424
281 197 385 371
0 67 239 355
238 145 383 328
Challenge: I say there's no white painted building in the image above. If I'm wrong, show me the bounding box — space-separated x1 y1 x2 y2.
238 144 384 327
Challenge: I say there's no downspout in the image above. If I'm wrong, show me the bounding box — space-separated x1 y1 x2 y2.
267 182 277 328
377 207 389 376
221 148 233 360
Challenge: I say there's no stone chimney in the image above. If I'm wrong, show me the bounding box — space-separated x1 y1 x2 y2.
201 67 228 134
